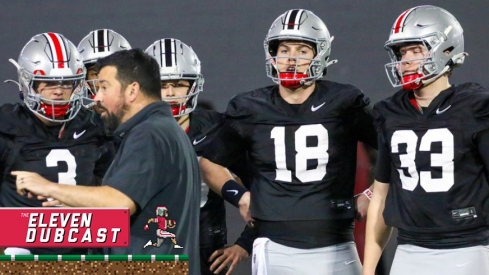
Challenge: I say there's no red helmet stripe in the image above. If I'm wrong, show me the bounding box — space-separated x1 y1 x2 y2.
46 33 67 69
393 8 413 34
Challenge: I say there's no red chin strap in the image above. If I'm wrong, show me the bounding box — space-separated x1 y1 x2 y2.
402 74 424 90
279 72 308 89
171 104 186 117
40 103 71 119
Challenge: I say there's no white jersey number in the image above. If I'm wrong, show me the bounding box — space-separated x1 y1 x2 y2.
271 124 329 183
391 128 454 192
45 149 77 186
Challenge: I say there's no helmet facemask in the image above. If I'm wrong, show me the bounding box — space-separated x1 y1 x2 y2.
266 40 325 89
81 63 99 108
160 76 203 117
22 73 84 122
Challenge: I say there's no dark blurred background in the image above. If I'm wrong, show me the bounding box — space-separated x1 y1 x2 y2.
1 1 487 274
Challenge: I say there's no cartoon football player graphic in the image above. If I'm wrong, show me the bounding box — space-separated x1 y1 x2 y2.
143 206 183 249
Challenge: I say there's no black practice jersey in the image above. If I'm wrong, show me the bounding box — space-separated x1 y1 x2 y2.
0 103 114 254
187 109 227 249
374 83 489 248
204 80 377 224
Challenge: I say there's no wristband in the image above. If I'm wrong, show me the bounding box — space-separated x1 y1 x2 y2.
361 188 373 200
221 180 248 208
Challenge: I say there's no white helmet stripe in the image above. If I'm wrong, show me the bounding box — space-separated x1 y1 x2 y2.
161 39 177 67
283 9 305 30
93 29 107 53
293 9 305 29
44 33 68 69
103 29 109 51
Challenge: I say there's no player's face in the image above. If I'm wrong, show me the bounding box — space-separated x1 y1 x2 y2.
36 81 76 104
398 44 428 75
160 80 191 105
86 66 99 95
275 42 315 73
94 66 127 132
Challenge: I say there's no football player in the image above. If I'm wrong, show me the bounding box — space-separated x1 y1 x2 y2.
0 33 114 255
77 29 131 109
145 38 253 275
200 9 377 274
363 5 489 275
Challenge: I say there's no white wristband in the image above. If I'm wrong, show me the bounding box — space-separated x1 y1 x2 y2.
362 188 373 200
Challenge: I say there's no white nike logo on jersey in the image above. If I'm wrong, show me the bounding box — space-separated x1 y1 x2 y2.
193 136 207 145
456 261 471 268
226 190 238 196
436 105 451 115
73 130 86 139
344 260 357 265
311 102 326 112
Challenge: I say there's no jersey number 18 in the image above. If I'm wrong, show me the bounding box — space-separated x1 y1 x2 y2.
271 124 328 183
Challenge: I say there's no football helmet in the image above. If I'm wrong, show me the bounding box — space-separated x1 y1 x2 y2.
264 9 337 88
385 5 467 90
14 32 85 122
156 206 168 217
77 29 131 103
145 38 204 117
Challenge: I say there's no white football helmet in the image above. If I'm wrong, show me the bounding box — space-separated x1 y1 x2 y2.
264 9 337 88
145 38 204 117
13 32 85 122
385 5 467 90
77 29 131 104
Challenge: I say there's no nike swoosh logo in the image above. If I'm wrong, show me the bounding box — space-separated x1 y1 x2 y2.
226 190 238 196
344 260 357 265
73 130 86 139
436 105 451 115
456 262 471 268
311 102 326 112
192 136 207 145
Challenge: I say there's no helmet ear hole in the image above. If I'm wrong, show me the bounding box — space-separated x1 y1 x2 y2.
443 46 454 54
322 67 328 77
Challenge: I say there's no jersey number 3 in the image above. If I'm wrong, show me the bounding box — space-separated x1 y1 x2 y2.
391 128 454 192
46 149 77 186
271 124 328 183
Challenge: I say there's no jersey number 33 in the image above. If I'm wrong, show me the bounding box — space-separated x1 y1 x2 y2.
391 128 454 192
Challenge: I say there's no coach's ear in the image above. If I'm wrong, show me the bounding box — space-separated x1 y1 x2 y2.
125 82 140 103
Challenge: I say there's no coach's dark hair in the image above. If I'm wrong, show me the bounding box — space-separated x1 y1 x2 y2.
95 49 161 100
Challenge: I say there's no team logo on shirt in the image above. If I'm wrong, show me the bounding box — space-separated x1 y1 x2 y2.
142 206 183 249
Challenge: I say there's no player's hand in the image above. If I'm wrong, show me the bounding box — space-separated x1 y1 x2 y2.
12 171 55 198
209 244 249 275
238 192 254 226
355 193 370 222
41 199 67 207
